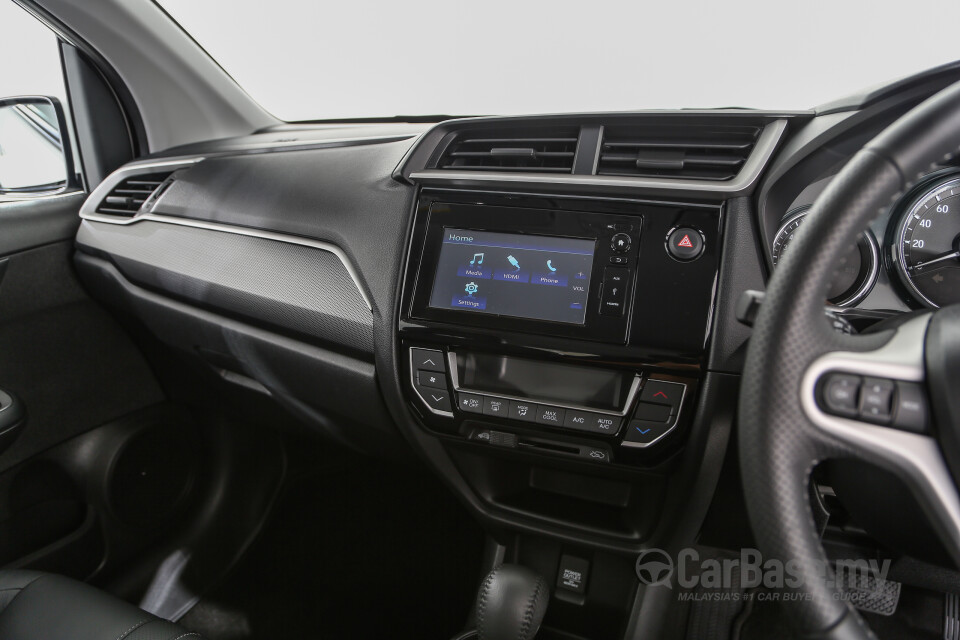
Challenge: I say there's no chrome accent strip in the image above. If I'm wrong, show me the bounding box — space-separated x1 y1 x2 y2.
447 351 641 418
409 120 787 195
839 228 881 308
619 380 687 449
409 349 453 418
79 158 373 312
800 313 960 564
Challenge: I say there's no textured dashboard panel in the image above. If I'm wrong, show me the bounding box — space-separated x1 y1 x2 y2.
147 140 418 317
76 220 374 354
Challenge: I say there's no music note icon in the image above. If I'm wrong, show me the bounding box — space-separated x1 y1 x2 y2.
469 252 484 265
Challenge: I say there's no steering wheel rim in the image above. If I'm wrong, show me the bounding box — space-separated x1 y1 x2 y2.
740 80 960 639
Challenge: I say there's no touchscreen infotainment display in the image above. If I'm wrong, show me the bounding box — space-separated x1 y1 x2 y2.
427 228 595 324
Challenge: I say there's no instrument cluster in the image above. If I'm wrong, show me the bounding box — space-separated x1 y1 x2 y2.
769 169 960 310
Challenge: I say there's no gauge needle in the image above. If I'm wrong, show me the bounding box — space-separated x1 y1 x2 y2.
909 249 960 271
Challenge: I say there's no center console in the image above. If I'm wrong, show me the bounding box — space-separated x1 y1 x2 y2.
400 190 722 470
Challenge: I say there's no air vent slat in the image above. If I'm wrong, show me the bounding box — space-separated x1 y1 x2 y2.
597 124 761 181
95 171 174 218
436 127 579 174
602 140 753 151
448 151 575 158
457 137 578 145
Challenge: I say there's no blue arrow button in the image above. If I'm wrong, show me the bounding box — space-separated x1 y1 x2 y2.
636 427 651 434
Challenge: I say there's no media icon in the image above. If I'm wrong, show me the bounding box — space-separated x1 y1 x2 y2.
469 252 484 265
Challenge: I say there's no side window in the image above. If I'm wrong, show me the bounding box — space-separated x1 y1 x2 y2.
0 2 78 195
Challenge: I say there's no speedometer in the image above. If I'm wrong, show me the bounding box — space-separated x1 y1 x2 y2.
893 173 960 308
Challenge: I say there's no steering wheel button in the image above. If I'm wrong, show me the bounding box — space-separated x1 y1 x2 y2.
859 377 894 424
820 373 861 417
892 381 929 433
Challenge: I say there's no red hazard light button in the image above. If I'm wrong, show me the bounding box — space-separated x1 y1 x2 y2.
666 227 704 261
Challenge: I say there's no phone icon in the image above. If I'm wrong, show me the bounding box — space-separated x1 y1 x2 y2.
546 260 557 272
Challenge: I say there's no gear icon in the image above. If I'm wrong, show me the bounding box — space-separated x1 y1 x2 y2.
464 282 479 296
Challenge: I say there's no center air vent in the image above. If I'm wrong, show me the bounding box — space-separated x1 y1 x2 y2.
436 127 579 173
597 124 761 181
95 171 174 217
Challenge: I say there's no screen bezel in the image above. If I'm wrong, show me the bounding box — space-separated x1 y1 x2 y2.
409 202 637 343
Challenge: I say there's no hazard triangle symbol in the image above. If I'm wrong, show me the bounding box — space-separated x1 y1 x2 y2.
677 234 694 248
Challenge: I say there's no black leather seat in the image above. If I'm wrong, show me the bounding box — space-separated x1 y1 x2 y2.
0 571 198 640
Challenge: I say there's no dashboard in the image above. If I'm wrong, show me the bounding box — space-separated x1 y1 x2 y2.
70 63 960 560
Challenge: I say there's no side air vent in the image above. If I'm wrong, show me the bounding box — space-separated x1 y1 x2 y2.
597 124 761 181
436 127 579 173
95 171 174 217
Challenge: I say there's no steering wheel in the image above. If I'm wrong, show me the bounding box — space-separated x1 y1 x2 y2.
740 80 960 639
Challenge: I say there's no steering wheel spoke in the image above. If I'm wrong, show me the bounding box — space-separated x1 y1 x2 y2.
802 313 960 565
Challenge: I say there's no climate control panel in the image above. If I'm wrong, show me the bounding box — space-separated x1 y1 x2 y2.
407 346 692 463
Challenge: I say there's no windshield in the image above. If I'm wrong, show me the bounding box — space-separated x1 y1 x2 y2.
158 0 960 122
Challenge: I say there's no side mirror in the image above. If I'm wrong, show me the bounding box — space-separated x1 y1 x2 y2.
0 95 77 196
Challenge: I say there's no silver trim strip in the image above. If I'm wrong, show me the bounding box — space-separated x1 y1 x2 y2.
800 313 960 565
409 120 787 195
447 351 641 418
619 381 688 449
78 159 373 312
409 349 454 418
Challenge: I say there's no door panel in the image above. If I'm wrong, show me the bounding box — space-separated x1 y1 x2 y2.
0 192 164 574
